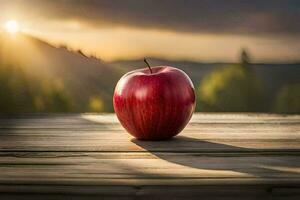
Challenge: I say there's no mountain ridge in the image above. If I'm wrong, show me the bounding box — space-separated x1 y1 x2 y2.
0 33 123 111
0 33 299 112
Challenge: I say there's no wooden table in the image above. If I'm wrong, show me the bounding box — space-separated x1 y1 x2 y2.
0 113 299 200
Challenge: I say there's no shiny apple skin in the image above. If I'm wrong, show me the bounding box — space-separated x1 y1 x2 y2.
113 66 196 140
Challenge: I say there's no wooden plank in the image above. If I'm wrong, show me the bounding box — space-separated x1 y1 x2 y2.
0 137 299 152
1 185 299 200
0 113 299 199
0 113 299 128
0 152 299 182
0 114 299 152
1 113 299 123
0 135 299 152
0 152 299 198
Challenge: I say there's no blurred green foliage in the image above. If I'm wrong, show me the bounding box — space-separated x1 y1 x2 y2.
274 83 300 114
33 80 73 112
88 96 104 112
0 64 72 113
198 64 264 112
0 64 34 113
0 55 299 114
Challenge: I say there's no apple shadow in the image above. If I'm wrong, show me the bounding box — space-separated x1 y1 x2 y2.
132 136 300 178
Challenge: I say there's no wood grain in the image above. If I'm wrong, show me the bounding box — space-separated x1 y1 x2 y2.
0 113 299 199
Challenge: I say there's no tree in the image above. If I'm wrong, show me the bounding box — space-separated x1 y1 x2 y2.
274 83 300 114
240 48 251 66
198 64 264 112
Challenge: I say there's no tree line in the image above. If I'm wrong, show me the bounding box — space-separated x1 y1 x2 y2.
197 50 300 114
0 52 299 114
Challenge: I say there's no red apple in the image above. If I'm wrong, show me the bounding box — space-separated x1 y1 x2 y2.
113 59 196 140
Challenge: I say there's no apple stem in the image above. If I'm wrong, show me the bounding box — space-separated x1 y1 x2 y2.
144 58 153 74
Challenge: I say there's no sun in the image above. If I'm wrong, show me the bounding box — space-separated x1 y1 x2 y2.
4 20 19 34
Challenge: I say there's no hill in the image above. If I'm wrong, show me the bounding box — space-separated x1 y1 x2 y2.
0 33 124 112
0 33 299 113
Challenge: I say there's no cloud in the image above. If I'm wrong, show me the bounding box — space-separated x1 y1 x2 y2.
2 0 300 36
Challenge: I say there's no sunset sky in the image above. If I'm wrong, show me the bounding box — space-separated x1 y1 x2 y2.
0 0 299 62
